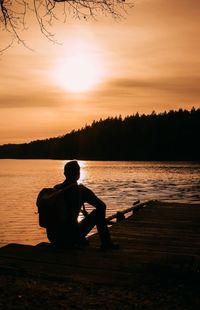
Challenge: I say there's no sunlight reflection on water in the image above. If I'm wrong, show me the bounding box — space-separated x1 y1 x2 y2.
0 160 199 247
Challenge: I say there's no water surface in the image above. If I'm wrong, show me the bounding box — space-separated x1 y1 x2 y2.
0 160 199 247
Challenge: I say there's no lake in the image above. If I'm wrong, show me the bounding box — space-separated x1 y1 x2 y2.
0 160 199 247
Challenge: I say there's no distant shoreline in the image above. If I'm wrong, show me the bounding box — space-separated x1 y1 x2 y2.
0 109 199 161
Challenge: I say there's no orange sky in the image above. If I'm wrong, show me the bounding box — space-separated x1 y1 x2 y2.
0 0 200 144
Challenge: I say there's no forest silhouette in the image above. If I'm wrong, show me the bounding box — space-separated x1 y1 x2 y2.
0 108 199 160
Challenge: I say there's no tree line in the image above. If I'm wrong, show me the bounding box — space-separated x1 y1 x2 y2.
0 108 199 160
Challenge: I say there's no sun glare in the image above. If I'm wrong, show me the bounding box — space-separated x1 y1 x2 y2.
52 40 104 93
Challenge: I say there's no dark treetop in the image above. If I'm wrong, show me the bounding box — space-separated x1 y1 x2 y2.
0 108 199 161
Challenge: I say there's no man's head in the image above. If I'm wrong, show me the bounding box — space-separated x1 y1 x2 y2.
64 160 80 181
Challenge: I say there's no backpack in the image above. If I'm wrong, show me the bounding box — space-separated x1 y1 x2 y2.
36 188 59 228
36 183 78 228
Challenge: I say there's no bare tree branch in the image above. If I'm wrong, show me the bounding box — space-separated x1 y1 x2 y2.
0 0 134 51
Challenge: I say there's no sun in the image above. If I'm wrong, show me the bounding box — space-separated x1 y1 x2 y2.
52 40 104 93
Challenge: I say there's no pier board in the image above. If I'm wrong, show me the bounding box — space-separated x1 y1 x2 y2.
0 201 200 286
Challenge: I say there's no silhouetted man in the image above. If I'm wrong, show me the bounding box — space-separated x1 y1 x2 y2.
46 160 118 250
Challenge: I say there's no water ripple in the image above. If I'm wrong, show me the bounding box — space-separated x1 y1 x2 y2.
0 160 199 246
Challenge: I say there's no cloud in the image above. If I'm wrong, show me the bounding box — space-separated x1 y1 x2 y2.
0 88 65 108
100 76 200 97
85 75 200 116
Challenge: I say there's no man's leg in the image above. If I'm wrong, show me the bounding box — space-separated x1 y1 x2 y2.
78 209 112 246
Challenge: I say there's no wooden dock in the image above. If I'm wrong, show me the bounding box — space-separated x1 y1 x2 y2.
0 200 200 286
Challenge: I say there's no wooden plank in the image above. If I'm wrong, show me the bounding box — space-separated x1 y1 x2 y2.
0 201 200 285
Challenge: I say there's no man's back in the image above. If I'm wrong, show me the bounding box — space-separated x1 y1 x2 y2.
54 181 81 225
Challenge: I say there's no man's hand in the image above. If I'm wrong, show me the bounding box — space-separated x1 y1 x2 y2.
81 204 89 217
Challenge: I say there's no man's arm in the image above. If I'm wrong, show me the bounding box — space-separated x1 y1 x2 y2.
81 185 106 211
